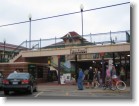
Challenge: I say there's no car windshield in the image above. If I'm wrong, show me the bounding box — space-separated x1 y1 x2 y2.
7 73 29 79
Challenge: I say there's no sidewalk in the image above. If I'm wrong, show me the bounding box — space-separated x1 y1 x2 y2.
37 82 131 93
35 82 132 98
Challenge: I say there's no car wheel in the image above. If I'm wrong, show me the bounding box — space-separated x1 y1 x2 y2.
28 85 33 94
4 90 9 95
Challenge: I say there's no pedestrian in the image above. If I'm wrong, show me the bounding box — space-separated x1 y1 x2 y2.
13 69 18 73
110 65 119 86
111 65 117 78
93 68 100 88
120 66 126 81
105 66 111 86
97 68 101 84
86 66 94 88
84 69 89 81
77 68 84 90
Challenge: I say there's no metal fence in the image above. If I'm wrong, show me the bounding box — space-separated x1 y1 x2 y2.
9 30 130 60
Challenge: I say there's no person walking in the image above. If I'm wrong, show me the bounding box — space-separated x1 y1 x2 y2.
77 68 84 90
105 66 111 82
111 65 117 78
104 66 112 88
93 68 100 88
86 67 94 88
97 68 101 85
84 69 89 81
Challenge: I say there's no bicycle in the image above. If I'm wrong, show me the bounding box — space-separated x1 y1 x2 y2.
103 77 113 90
111 75 126 91
103 75 126 91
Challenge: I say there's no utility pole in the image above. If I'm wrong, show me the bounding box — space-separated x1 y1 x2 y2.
29 14 32 49
80 4 84 45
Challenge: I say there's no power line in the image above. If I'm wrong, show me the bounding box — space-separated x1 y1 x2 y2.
0 2 130 28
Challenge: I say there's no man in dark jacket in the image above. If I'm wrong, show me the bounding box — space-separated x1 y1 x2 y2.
86 67 94 88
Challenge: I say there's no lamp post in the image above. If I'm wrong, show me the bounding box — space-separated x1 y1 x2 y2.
80 4 84 45
29 14 32 49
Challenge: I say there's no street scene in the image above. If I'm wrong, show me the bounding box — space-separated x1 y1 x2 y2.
0 83 131 99
0 0 130 100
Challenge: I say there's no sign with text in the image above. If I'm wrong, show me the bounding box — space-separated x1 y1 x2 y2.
70 48 87 54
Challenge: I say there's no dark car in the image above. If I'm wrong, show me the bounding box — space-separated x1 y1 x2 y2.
3 72 37 95
0 73 3 89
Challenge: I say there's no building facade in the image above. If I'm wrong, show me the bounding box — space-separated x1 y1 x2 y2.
0 30 130 85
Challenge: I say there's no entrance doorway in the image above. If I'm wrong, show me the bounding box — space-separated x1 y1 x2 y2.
28 64 37 78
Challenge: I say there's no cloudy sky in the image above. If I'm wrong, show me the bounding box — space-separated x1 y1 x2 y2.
0 0 130 45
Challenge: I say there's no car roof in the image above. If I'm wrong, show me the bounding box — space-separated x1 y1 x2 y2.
7 72 30 79
8 72 31 77
11 72 29 74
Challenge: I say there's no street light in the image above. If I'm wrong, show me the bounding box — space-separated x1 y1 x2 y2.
80 4 84 45
28 14 32 49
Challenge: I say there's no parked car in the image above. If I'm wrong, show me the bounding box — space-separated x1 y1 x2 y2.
0 73 3 89
3 72 37 95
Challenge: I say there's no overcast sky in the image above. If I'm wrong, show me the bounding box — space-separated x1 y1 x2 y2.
0 0 130 45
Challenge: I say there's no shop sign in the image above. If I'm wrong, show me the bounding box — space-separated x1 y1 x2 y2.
71 48 87 54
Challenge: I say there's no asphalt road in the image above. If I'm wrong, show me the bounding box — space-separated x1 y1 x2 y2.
0 85 132 99
0 91 131 99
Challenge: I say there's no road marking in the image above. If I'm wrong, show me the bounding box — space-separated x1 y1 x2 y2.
34 91 43 97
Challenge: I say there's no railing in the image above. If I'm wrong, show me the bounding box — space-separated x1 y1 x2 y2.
8 41 28 61
7 30 130 62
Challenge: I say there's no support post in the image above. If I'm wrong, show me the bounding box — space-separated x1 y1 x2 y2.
112 52 115 66
100 52 105 85
102 55 105 85
75 54 78 82
58 55 61 84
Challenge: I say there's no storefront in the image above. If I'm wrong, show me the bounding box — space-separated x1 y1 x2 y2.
0 62 50 83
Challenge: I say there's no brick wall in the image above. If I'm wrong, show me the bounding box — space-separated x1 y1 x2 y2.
0 63 49 83
0 63 28 78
